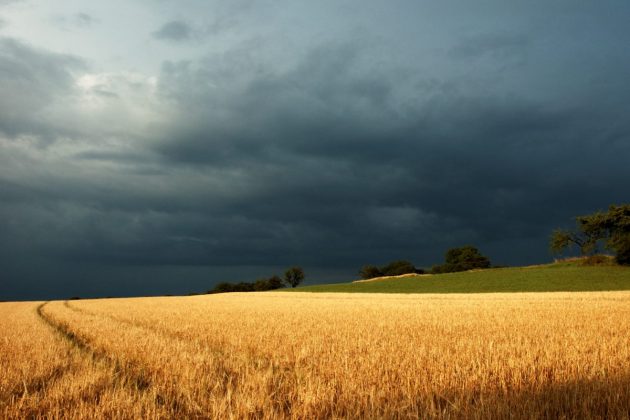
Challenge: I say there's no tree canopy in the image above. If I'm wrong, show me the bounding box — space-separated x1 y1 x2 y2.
359 260 422 280
284 267 305 288
431 246 491 274
550 204 630 265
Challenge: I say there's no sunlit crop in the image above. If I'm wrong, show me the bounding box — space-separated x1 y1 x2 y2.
2 291 630 418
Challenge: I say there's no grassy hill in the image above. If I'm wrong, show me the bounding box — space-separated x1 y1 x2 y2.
288 261 630 294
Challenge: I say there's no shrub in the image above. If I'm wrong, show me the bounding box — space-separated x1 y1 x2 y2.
210 273 289 294
211 282 235 293
359 265 383 279
254 275 285 291
232 282 255 292
359 261 422 279
581 255 616 266
382 260 419 276
431 246 491 274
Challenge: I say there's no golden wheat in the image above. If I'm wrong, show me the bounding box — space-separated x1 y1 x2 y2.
2 292 630 418
0 302 171 418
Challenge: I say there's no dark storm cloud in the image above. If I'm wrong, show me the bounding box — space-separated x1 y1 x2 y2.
6 36 628 286
145 37 630 272
152 20 194 42
0 37 84 140
449 33 529 60
2 1 630 300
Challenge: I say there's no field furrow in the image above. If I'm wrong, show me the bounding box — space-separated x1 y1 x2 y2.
0 302 171 419
63 300 208 346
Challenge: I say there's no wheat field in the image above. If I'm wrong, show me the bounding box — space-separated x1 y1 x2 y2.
2 292 630 419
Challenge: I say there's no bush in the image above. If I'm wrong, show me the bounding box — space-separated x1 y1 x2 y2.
254 275 285 291
431 246 491 274
359 265 383 279
429 264 448 274
234 282 256 292
382 260 419 276
359 260 422 279
209 269 296 294
211 282 235 293
211 277 284 293
581 255 616 266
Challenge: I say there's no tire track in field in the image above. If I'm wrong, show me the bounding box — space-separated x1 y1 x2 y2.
5 304 77 403
62 300 293 411
64 300 228 357
63 300 242 396
63 301 186 342
6 360 69 403
36 302 198 417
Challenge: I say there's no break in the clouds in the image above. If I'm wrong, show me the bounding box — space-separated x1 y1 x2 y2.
1 0 630 300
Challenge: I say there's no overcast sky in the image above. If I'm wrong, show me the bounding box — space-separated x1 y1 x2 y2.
1 1 629 300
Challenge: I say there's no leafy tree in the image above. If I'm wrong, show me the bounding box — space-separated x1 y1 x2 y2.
254 275 285 291
445 246 491 270
431 246 491 273
266 275 285 290
254 278 270 291
359 265 383 279
211 274 286 294
284 266 305 288
550 204 630 265
382 260 419 276
232 282 255 292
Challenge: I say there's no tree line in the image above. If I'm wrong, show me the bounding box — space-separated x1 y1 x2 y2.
358 203 630 281
209 203 629 293
208 266 305 294
359 246 491 280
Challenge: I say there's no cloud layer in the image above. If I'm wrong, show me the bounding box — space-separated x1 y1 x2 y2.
1 1 630 299
153 20 194 42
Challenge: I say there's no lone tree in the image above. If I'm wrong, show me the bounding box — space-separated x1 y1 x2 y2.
431 246 491 273
550 204 630 265
284 266 305 288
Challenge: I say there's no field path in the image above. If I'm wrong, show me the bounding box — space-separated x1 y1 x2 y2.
1 302 173 419
40 300 256 418
37 301 202 418
63 300 215 347
2 304 74 404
